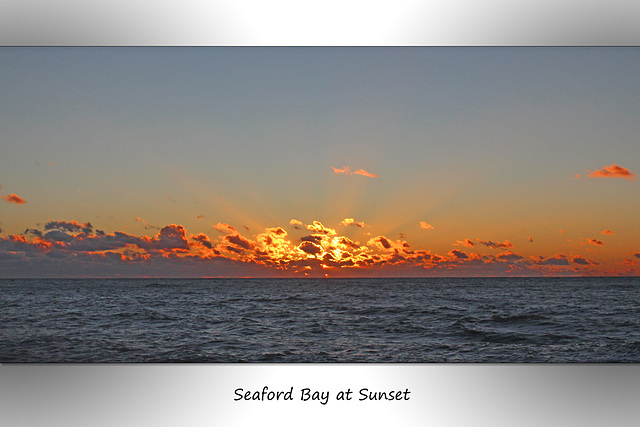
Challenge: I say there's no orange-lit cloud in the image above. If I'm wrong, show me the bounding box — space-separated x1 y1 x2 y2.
289 219 304 229
190 233 213 249
331 166 379 178
305 221 336 235
496 251 523 262
449 249 468 259
537 254 569 266
476 239 513 249
340 218 367 228
352 169 379 178
572 255 597 265
585 238 605 246
586 164 636 180
455 239 475 247
601 230 615 235
2 193 27 204
2 217 638 278
213 222 237 234
419 221 434 230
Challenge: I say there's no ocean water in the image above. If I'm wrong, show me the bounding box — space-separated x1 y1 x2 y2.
1 277 639 363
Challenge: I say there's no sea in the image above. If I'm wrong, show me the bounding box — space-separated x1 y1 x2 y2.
1 277 639 363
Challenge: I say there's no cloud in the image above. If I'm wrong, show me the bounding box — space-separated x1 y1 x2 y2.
2 216 637 278
369 236 392 250
45 220 93 234
156 224 190 250
289 219 304 230
135 217 160 230
448 249 468 259
213 222 238 234
539 254 569 266
2 194 27 204
337 237 361 251
300 235 323 245
340 218 367 228
496 251 524 262
190 233 213 249
455 239 475 247
224 233 254 251
305 221 336 235
298 241 323 255
586 238 605 246
586 164 636 181
601 230 615 235
419 221 434 230
476 239 513 249
44 230 74 242
331 166 379 178
572 255 597 265
352 169 379 178
331 166 350 175
24 228 43 238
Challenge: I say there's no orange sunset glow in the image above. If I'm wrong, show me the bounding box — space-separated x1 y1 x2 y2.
1 47 639 278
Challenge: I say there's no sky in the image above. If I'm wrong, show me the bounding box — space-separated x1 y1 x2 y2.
1 47 639 277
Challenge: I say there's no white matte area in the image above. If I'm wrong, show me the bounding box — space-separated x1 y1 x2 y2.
0 0 639 45
1 365 639 427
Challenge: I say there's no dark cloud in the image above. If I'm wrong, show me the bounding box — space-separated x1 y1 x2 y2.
43 230 74 242
156 224 189 250
225 233 254 250
572 256 593 265
476 239 513 249
449 249 468 259
45 220 93 234
376 237 392 250
299 241 322 255
540 256 569 266
301 235 323 245
496 251 523 262
24 228 43 238
190 233 213 249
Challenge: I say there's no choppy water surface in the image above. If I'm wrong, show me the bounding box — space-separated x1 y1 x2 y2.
1 277 639 362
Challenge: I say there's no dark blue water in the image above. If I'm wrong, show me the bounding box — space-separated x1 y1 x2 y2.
1 277 639 362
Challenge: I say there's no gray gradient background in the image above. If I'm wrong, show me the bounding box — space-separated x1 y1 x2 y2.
1 1 640 426
1 365 639 426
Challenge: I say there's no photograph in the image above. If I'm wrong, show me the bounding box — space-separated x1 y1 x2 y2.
1 45 639 426
1 46 639 363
